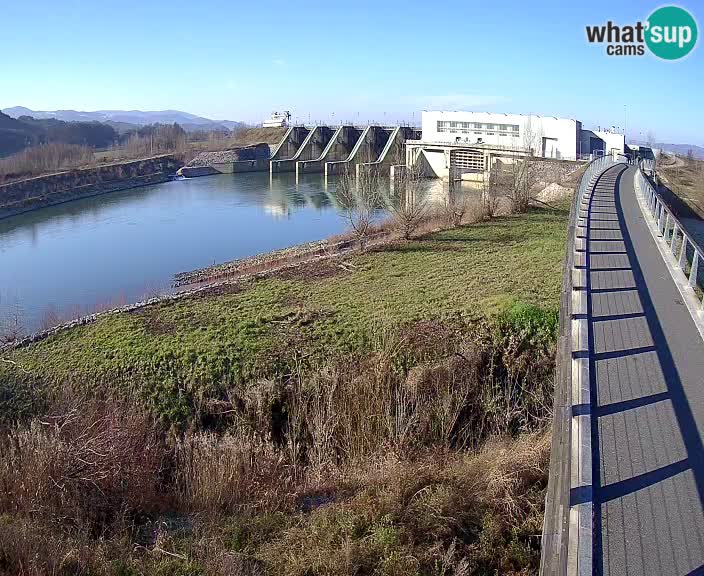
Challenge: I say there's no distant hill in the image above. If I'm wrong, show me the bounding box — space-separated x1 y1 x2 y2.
655 142 704 160
0 111 118 157
2 107 244 133
632 139 704 160
0 112 43 156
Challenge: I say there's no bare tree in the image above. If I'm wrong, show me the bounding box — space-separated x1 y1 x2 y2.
388 163 428 239
505 118 543 213
480 167 501 219
437 166 469 227
336 168 382 250
120 123 188 160
504 157 540 213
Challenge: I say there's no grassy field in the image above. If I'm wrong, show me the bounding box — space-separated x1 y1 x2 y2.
658 154 704 217
3 205 568 424
0 204 570 575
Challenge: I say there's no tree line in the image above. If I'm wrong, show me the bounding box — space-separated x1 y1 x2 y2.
0 115 190 182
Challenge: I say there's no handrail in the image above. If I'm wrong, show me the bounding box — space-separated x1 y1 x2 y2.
540 151 625 576
641 158 656 173
634 166 704 299
574 153 621 205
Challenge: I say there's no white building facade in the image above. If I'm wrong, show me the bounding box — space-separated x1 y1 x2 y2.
580 129 625 156
421 111 584 161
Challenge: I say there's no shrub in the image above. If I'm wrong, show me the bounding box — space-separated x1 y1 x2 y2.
0 311 556 574
0 398 169 533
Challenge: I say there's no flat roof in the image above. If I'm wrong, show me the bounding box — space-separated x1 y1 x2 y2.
422 110 578 122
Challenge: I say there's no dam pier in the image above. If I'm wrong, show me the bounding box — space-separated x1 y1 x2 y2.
178 124 421 179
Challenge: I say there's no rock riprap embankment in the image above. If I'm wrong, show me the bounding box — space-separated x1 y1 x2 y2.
186 144 271 167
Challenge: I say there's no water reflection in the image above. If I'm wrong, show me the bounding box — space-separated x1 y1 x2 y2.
0 172 473 332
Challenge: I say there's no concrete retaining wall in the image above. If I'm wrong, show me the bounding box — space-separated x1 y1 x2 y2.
0 155 181 219
179 166 222 177
232 159 271 173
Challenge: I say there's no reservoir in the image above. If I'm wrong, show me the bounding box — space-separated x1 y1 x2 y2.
0 172 449 332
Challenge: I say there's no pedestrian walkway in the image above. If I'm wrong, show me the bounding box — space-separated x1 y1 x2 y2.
582 164 704 575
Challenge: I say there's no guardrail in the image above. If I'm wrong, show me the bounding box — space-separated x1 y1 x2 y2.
577 154 620 198
542 155 672 575
635 166 704 299
539 152 621 576
640 158 656 175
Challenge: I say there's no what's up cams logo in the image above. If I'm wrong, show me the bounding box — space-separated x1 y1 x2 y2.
586 5 698 59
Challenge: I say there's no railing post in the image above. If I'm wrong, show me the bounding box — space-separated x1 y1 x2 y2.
679 236 689 271
690 251 699 289
664 213 671 242
671 226 680 256
656 203 663 235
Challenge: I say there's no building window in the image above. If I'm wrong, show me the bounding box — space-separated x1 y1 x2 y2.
436 120 521 137
437 120 452 133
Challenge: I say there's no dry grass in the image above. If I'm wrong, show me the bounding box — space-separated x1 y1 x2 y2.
658 154 704 217
0 311 554 574
189 127 289 154
176 432 291 516
231 431 551 575
0 397 168 533
0 430 549 575
0 143 94 183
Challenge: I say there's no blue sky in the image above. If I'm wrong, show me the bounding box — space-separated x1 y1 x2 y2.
2 0 702 144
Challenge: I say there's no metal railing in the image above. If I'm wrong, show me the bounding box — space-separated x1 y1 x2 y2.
635 165 704 299
575 153 621 200
540 151 625 576
640 158 656 175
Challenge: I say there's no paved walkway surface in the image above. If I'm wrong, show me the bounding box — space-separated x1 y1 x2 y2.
584 165 704 575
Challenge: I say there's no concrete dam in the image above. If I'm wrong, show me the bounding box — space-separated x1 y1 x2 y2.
179 125 421 179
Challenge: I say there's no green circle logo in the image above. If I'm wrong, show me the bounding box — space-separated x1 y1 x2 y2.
645 6 698 60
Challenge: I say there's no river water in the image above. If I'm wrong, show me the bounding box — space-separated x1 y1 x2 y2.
0 172 450 332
